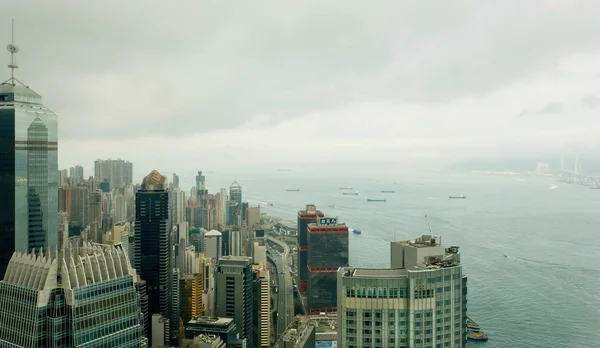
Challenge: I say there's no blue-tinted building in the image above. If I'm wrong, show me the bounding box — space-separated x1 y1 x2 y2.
0 77 58 278
0 243 147 347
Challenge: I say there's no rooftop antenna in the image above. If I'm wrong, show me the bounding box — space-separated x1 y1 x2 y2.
3 19 26 87
425 214 433 234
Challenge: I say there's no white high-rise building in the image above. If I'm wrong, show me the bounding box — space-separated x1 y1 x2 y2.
113 193 128 222
338 234 467 348
219 188 228 226
204 230 222 261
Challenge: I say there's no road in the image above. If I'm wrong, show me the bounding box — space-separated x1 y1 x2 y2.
267 237 294 339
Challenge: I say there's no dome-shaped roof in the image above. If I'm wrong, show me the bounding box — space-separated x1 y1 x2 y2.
205 230 222 237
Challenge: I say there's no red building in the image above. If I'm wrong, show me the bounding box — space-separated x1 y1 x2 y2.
297 205 323 293
307 217 348 314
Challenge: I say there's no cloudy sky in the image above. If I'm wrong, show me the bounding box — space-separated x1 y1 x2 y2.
3 1 600 182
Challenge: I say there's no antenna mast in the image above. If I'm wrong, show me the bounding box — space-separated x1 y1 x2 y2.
3 19 25 87
425 214 433 234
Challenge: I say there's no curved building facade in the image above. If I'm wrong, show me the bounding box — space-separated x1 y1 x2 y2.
337 235 467 348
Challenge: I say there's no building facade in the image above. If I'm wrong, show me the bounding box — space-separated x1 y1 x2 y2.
215 256 254 348
307 218 348 313
297 205 323 293
94 158 133 191
0 243 146 347
0 81 58 279
337 234 467 348
134 170 171 345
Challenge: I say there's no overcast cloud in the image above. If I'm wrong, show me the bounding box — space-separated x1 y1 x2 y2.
2 1 600 181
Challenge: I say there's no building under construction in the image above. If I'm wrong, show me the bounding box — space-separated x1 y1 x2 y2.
297 205 323 293
307 218 348 314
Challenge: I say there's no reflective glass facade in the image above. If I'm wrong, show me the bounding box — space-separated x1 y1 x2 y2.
0 84 58 278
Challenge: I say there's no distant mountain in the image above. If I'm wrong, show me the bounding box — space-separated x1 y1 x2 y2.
450 157 600 173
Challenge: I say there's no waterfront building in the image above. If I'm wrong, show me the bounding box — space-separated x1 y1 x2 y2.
297 205 323 293
307 217 348 313
337 234 468 348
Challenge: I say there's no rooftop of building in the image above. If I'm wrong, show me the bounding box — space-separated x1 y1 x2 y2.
0 82 43 104
392 234 461 269
188 316 235 327
140 170 167 190
344 268 407 278
205 230 222 236
279 315 312 343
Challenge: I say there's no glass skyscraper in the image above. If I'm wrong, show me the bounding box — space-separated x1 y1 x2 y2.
0 80 58 279
133 170 171 345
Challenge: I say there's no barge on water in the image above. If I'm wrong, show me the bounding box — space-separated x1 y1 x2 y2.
466 316 488 341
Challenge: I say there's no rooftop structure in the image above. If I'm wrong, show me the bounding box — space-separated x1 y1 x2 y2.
274 315 315 348
337 234 467 347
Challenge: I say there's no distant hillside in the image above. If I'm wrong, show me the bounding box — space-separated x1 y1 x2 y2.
450 157 600 173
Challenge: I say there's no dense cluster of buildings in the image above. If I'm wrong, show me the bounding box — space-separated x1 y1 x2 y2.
0 37 470 347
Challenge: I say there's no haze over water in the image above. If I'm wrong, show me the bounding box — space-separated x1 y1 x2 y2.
208 169 600 348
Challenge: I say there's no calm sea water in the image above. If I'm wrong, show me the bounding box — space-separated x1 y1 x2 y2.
207 169 600 347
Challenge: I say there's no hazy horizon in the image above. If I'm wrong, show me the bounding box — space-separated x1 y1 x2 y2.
3 1 600 174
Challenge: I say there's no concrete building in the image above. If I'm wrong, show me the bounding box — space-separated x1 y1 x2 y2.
57 211 69 255
113 193 128 222
297 205 324 293
152 313 169 348
218 188 228 227
246 206 261 226
94 158 133 191
186 316 236 345
204 230 222 260
0 243 147 347
215 256 254 347
69 165 84 184
182 334 226 348
337 234 467 348
274 315 316 348
0 74 59 278
307 217 348 314
252 263 271 347
134 170 172 346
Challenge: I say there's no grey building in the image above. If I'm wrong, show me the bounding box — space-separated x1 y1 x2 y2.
337 234 467 348
0 63 58 279
0 243 147 347
215 256 254 347
94 158 133 191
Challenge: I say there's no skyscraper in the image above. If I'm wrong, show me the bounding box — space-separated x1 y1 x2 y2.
297 205 323 293
204 230 222 261
215 256 254 348
252 263 271 347
0 243 147 347
307 217 348 314
134 170 171 345
196 170 207 204
69 165 84 184
337 234 467 348
0 39 58 278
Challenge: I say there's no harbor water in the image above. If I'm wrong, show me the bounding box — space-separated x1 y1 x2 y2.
207 169 600 347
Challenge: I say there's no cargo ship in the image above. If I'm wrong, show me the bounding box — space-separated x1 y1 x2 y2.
352 229 361 234
367 199 386 202
466 316 488 341
449 194 466 199
381 190 395 193
339 186 353 190
343 191 359 195
286 189 300 192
